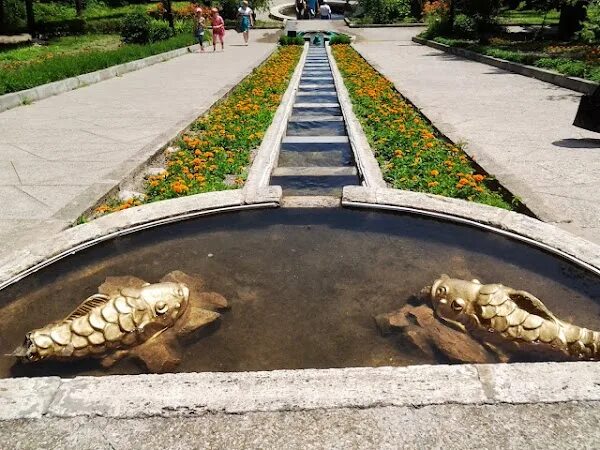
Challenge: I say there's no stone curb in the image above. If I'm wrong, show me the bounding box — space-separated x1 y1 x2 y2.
0 43 202 114
0 187 281 291
1 361 599 420
328 44 386 188
244 43 309 201
412 36 598 95
342 186 600 274
344 17 425 28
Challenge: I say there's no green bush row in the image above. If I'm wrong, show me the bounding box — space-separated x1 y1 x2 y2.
278 35 304 46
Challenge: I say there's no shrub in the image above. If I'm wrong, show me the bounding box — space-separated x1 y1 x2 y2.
85 18 124 34
121 11 151 43
422 0 451 37
535 57 587 77
453 13 476 37
149 19 174 42
359 0 412 23
174 18 194 34
37 18 87 36
330 34 352 45
458 0 501 36
578 1 600 43
279 35 304 45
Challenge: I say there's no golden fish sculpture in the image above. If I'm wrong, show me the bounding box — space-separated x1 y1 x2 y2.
429 274 600 362
12 271 228 372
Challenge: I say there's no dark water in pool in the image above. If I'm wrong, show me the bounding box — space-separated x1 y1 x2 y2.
0 208 599 378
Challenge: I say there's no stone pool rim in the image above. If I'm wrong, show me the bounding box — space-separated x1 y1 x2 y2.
2 362 600 420
1 186 600 421
1 184 599 292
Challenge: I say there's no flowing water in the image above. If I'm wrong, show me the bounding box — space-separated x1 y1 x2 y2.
0 207 599 378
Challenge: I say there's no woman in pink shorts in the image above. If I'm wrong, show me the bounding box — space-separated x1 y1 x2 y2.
211 8 225 52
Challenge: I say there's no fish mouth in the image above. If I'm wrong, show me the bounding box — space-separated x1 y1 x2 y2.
9 345 28 358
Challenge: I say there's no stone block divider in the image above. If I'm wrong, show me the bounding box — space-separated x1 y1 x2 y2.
0 43 200 113
0 187 281 291
342 186 600 274
244 42 309 201
327 44 386 188
1 362 599 420
412 36 598 95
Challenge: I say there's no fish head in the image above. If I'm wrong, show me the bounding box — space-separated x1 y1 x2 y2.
11 332 43 363
138 282 190 325
430 275 482 325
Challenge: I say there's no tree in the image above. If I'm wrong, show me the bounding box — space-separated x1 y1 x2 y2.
558 0 589 38
25 0 35 35
162 0 174 29
75 0 84 17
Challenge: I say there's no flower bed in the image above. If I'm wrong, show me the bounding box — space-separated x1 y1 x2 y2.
93 46 302 217
331 45 512 209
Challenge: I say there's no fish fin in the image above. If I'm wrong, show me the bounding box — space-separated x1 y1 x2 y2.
437 316 468 334
100 350 129 368
483 342 510 363
130 336 182 373
65 294 111 321
507 290 559 322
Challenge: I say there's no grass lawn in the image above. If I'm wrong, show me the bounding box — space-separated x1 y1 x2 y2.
0 33 196 95
497 9 560 25
432 36 600 82
331 44 513 210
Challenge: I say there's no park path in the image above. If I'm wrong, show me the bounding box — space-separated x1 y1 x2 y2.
352 28 600 244
0 30 278 254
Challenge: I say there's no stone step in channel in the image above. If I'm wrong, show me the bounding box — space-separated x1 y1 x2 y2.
270 44 360 197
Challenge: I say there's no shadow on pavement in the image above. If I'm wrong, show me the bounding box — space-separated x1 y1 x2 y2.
552 138 600 149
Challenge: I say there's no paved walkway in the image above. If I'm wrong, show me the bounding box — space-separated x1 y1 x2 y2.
352 28 600 244
0 31 278 254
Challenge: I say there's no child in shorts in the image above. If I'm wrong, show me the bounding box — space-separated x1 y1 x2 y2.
194 8 206 52
211 7 225 52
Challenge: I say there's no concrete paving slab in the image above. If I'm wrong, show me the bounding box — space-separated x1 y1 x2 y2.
0 32 277 255
352 28 600 243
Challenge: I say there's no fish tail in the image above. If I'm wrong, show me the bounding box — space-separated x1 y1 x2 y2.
563 323 600 358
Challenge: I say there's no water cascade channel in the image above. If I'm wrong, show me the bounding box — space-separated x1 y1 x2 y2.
270 42 360 197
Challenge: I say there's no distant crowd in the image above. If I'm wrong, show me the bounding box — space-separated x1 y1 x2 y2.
295 0 333 20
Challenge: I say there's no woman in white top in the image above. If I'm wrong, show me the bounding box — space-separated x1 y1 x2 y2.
237 1 254 45
320 0 331 19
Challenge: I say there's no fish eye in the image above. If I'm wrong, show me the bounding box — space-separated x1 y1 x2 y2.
155 301 168 315
451 298 465 311
436 286 447 297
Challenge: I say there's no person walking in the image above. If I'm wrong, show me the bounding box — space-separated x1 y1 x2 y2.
306 0 318 19
319 0 331 19
295 0 306 19
211 7 225 52
194 7 206 52
237 0 254 45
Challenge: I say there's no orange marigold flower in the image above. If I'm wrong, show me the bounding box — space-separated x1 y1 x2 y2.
430 169 439 176
473 174 485 182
